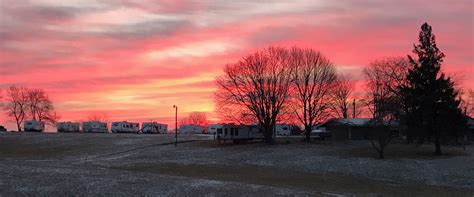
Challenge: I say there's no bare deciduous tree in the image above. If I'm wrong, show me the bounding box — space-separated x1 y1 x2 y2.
216 47 293 143
289 48 337 142
363 57 410 159
27 89 59 125
329 74 355 119
87 112 109 122
180 111 209 128
2 86 29 131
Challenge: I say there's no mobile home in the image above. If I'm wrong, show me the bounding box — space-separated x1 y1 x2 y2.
82 121 108 133
24 120 45 132
57 122 81 132
141 122 168 134
111 121 139 133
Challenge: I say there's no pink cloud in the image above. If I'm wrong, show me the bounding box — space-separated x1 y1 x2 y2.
1 0 472 131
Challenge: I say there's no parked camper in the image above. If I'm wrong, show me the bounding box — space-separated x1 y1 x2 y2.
82 121 108 133
216 124 264 143
111 121 139 133
57 122 81 132
24 120 45 132
141 122 168 134
179 124 204 134
275 124 292 136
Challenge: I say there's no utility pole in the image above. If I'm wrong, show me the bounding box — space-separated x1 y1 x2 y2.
173 105 178 146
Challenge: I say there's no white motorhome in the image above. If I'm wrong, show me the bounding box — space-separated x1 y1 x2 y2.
216 124 264 143
24 120 45 132
141 122 167 134
275 124 292 136
57 122 81 132
82 121 108 133
179 124 204 134
111 121 139 133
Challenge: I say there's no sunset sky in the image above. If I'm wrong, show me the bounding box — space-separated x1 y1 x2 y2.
1 0 473 131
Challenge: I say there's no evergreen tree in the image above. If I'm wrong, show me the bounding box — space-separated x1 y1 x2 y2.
401 23 467 155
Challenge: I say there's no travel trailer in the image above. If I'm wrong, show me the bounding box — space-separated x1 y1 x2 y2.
179 124 204 134
111 121 139 133
24 120 45 132
215 124 264 143
82 121 108 133
141 122 168 134
57 122 81 132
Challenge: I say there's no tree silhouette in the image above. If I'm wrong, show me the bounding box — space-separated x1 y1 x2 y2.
289 47 337 142
216 47 293 143
2 86 28 131
401 23 467 155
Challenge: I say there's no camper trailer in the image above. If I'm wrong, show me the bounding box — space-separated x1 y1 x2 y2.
141 122 168 134
179 124 204 134
216 124 264 143
24 120 45 132
82 121 108 133
57 122 81 132
111 121 139 133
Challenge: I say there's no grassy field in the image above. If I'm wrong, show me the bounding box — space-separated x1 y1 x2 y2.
0 132 473 196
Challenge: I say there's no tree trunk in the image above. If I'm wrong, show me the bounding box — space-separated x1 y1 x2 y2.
303 125 311 142
264 125 275 144
435 136 442 155
16 123 21 132
378 149 384 159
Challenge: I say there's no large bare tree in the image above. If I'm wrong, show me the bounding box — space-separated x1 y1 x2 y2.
289 48 337 142
27 89 59 125
363 57 410 159
216 47 293 143
3 86 29 131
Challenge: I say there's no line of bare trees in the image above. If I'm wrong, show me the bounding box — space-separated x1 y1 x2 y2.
215 47 361 143
1 85 59 131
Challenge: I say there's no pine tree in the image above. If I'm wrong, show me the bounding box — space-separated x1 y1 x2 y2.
401 23 467 155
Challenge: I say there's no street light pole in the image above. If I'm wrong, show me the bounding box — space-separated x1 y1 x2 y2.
173 105 178 146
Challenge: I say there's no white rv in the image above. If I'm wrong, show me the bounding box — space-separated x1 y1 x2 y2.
216 124 264 143
82 121 108 133
275 124 292 136
179 124 204 134
57 122 81 132
141 122 168 134
111 121 139 133
24 120 45 132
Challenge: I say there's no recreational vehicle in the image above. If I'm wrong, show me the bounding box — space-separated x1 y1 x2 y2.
111 121 139 133
57 122 81 132
179 124 204 134
216 124 264 143
141 122 168 134
24 120 45 132
82 121 108 133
